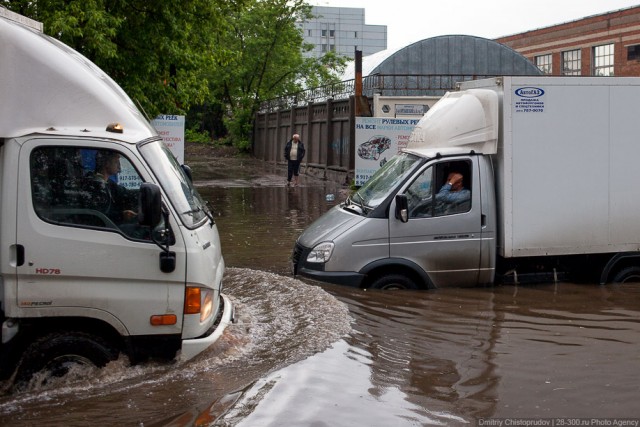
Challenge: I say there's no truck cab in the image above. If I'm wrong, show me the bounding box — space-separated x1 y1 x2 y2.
293 151 497 289
293 89 499 289
0 10 233 386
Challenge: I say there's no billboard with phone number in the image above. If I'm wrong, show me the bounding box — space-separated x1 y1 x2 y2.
354 117 420 186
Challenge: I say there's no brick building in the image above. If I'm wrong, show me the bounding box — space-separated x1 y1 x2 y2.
496 6 640 77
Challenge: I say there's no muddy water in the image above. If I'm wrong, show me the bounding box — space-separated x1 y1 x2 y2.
1 154 639 426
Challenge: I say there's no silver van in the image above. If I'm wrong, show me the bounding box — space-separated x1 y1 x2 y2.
292 151 495 290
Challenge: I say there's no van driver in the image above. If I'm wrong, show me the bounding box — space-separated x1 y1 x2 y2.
435 172 470 213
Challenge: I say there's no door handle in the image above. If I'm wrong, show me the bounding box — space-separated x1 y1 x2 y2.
11 244 25 267
16 244 24 266
481 214 487 228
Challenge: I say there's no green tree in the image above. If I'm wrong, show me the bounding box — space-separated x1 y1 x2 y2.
208 0 346 149
2 0 346 148
1 0 234 117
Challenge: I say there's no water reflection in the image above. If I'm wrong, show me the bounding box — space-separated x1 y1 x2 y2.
198 183 342 276
317 287 501 424
213 277 640 426
220 340 467 427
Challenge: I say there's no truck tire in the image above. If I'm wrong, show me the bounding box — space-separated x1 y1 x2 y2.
14 331 118 388
369 274 419 290
612 266 640 283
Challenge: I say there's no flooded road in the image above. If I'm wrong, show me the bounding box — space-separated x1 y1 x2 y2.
1 150 639 425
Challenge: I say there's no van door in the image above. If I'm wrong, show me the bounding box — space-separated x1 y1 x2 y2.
389 157 483 287
16 139 187 337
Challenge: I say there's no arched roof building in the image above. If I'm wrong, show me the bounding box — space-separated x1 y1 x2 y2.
342 34 542 96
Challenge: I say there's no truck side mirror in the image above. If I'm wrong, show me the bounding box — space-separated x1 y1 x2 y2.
395 194 409 223
139 183 176 273
139 183 162 227
181 164 193 183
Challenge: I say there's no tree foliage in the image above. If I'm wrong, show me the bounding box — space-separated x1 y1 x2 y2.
209 0 346 148
2 0 346 149
3 0 235 117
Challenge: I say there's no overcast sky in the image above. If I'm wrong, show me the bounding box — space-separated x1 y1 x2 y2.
307 0 640 50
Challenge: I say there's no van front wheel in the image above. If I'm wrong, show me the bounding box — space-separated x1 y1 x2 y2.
369 274 418 290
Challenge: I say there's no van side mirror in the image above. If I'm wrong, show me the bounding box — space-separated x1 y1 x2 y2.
395 194 409 223
139 183 162 227
181 164 193 182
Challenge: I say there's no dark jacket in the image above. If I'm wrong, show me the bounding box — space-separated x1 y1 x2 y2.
284 139 305 161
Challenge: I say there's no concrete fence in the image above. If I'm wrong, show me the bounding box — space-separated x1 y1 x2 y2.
251 74 499 184
253 96 356 185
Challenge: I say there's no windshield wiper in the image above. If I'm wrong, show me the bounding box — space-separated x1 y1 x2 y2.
204 201 216 227
182 205 216 227
343 192 367 216
182 207 202 216
353 192 367 209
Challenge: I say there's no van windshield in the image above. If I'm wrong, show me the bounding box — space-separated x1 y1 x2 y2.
353 152 422 209
139 139 210 229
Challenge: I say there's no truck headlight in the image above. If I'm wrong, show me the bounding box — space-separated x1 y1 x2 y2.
184 287 214 322
307 242 334 263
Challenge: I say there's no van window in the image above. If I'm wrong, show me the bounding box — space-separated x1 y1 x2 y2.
406 160 472 218
354 152 422 210
30 146 154 240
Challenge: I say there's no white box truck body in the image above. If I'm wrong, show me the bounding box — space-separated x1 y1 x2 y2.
0 10 233 386
293 76 640 289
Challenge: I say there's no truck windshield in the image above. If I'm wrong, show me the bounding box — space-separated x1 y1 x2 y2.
353 152 422 209
139 140 209 229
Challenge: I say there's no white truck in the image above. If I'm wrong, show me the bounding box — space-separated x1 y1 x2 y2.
0 9 233 386
293 76 640 289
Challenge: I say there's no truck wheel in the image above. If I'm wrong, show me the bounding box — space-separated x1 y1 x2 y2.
14 331 118 388
612 266 640 284
369 274 419 290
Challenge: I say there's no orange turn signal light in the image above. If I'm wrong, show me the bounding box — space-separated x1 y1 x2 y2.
150 314 177 326
184 287 201 315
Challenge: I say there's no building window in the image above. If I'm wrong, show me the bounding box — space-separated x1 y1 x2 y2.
562 49 581 75
535 54 553 74
321 44 327 52
593 43 614 76
329 30 335 38
321 29 327 37
627 44 640 61
354 31 358 38
307 30 312 37
330 44 335 51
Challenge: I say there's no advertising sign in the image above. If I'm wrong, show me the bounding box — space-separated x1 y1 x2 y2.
513 86 546 113
151 115 185 163
354 117 420 186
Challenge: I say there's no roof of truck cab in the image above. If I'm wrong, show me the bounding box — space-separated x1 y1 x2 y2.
0 16 156 142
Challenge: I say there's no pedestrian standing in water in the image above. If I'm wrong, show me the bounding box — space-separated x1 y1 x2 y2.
284 133 305 187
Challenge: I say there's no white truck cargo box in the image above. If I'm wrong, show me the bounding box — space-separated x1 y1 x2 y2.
461 76 640 258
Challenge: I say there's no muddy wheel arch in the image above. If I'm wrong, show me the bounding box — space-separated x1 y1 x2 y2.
13 331 119 390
